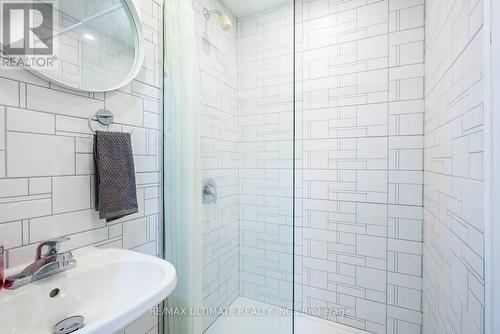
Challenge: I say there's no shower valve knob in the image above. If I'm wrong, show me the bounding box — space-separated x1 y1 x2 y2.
202 178 217 204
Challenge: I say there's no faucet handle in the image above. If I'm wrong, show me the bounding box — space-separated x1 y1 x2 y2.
35 237 70 260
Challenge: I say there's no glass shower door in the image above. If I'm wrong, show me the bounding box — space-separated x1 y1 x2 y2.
163 0 295 333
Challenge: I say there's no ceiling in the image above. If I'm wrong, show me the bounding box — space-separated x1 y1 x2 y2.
221 0 290 17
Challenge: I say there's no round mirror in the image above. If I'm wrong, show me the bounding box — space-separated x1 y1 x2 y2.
2 0 143 92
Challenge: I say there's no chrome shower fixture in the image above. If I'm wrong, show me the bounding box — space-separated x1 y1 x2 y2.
203 7 233 31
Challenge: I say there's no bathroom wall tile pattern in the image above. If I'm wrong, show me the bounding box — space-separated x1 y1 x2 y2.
0 0 163 333
194 0 240 331
237 4 295 309
295 0 424 333
423 0 485 334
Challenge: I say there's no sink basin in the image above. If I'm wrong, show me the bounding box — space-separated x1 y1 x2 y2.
0 248 177 334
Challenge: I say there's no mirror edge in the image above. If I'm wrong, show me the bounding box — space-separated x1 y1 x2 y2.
25 0 145 93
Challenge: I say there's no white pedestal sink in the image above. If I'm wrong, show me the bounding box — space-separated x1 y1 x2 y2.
0 248 177 334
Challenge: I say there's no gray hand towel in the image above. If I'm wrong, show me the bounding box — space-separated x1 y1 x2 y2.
94 131 138 222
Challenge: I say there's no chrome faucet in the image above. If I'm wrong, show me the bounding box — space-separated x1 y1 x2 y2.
4 237 76 290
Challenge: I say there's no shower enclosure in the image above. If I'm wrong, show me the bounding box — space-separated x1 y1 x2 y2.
164 0 425 333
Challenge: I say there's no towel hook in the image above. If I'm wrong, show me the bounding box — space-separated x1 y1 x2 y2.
88 109 134 134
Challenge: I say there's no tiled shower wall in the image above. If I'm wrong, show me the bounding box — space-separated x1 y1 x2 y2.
0 0 163 333
194 0 240 331
295 0 425 333
423 0 485 333
237 5 295 308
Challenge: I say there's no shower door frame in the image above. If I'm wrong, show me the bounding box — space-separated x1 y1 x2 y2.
291 0 297 331
485 0 499 333
160 0 298 332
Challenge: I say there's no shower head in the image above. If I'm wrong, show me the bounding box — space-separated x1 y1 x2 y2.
218 14 232 31
203 7 233 31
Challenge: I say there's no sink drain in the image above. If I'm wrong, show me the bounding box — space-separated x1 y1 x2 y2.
53 315 84 334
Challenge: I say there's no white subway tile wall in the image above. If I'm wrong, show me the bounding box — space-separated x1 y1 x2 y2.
295 0 424 333
195 0 240 331
0 0 163 333
423 0 485 334
237 4 295 309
